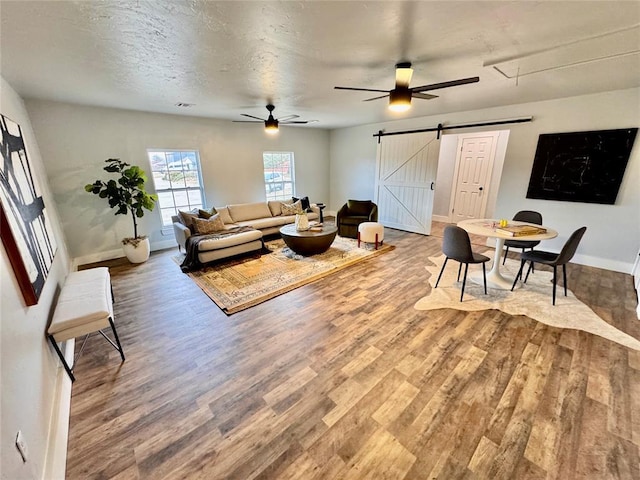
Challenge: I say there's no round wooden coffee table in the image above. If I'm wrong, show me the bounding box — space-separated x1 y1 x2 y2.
279 224 338 256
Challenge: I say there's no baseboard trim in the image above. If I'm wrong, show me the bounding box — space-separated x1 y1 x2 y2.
74 232 633 273
494 249 633 274
432 215 450 223
43 339 74 480
572 253 633 274
72 239 177 268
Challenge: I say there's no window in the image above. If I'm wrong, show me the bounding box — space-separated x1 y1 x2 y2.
263 152 295 201
147 150 205 227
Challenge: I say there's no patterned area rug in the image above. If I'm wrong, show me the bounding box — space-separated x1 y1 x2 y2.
177 236 394 314
415 254 640 351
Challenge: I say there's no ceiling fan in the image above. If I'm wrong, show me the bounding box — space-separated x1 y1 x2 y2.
233 104 317 134
334 62 479 112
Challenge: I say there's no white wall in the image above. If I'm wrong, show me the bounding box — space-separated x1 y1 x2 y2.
1 77 71 479
24 101 331 263
329 88 640 273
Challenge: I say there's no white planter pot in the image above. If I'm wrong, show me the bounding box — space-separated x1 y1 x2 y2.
122 237 150 263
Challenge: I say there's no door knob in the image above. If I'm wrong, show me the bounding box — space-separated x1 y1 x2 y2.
479 186 484 191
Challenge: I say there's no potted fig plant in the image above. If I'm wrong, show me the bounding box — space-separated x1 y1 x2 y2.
85 158 158 263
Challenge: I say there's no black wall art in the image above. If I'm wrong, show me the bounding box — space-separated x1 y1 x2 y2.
526 128 637 204
0 113 57 306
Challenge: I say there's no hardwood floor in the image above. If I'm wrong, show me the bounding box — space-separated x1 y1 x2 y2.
66 225 640 479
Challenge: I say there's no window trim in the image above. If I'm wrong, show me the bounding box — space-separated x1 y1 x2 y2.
146 149 206 229
263 151 295 201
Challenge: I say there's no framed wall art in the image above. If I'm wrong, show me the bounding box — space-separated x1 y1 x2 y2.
0 113 57 306
526 128 638 204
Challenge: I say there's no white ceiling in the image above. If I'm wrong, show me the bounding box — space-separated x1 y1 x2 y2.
1 1 639 129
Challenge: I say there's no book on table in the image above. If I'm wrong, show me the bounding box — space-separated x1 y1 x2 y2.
495 225 547 237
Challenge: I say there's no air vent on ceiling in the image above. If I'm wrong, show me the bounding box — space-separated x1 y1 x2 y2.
175 102 195 107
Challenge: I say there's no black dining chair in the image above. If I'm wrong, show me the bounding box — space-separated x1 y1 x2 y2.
502 210 543 265
435 225 490 302
510 226 587 305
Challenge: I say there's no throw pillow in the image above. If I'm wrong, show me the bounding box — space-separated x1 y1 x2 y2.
193 214 225 234
281 200 303 215
268 200 282 216
292 196 311 211
198 206 218 219
215 207 235 225
178 208 200 233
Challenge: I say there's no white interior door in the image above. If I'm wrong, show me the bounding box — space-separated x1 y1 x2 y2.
449 132 499 222
375 132 440 235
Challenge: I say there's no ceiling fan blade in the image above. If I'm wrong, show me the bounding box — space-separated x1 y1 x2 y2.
278 114 300 122
411 92 438 100
281 120 319 124
363 94 390 102
240 113 266 121
334 86 390 93
232 120 264 123
395 65 413 88
412 76 480 93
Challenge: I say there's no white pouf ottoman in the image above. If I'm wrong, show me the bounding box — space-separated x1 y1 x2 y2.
358 222 384 249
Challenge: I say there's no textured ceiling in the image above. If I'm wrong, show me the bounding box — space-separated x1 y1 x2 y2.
1 1 639 129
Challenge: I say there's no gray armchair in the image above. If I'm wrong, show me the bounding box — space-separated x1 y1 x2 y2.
336 200 378 238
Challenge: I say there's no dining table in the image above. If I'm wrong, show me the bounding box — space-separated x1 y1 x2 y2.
457 218 558 289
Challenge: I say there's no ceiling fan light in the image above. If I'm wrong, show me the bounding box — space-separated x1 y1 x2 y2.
388 89 412 112
389 101 411 113
265 118 279 134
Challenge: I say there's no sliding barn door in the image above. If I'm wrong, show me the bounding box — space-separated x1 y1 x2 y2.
375 132 440 235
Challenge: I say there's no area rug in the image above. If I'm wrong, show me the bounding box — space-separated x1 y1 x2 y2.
177 237 394 314
415 254 640 351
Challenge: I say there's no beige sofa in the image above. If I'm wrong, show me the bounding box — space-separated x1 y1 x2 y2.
173 200 320 265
